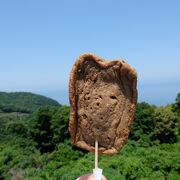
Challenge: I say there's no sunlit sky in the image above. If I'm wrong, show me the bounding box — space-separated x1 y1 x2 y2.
0 0 180 105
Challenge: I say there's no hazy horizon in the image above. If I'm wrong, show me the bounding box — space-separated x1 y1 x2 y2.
1 81 180 106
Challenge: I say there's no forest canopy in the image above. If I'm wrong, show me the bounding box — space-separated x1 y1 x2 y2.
0 92 60 113
0 92 179 179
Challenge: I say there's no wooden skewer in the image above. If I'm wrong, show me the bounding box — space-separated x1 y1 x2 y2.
95 139 98 170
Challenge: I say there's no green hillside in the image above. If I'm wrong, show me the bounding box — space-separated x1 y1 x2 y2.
0 92 60 113
0 92 179 179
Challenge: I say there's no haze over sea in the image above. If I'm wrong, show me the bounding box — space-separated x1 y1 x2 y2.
0 1 180 106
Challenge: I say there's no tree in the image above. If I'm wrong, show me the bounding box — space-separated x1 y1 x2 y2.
172 93 180 138
130 102 155 145
30 106 54 153
51 105 70 144
30 105 70 153
172 93 180 115
152 106 179 143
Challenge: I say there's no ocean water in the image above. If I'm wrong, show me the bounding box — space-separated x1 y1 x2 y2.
37 82 180 106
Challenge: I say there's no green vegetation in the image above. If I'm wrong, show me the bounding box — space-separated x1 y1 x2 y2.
0 92 60 113
29 106 70 153
0 92 179 179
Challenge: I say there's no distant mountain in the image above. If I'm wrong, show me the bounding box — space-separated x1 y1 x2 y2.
0 92 60 113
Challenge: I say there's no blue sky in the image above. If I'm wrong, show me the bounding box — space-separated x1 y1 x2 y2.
0 0 180 105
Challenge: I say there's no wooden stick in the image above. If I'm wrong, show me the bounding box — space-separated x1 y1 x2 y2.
95 139 98 169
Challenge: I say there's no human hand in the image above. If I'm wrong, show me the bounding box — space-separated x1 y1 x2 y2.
76 173 107 180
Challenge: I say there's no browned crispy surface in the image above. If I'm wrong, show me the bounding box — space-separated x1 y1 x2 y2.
69 53 137 154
